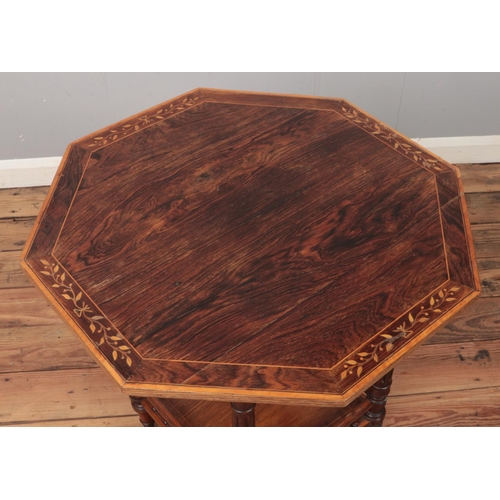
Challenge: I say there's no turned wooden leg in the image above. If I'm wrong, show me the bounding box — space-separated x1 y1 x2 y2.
364 369 394 427
130 396 155 427
231 402 256 427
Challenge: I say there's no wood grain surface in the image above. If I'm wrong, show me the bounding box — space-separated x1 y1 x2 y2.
0 252 33 288
460 164 500 193
0 368 130 424
0 187 48 219
1 160 499 425
471 224 500 258
0 287 61 328
0 217 34 252
385 387 500 427
1 416 139 427
0 324 97 373
55 102 447 368
423 296 500 344
20 89 480 406
465 192 500 224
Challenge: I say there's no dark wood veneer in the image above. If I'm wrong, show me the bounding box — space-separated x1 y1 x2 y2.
21 88 480 423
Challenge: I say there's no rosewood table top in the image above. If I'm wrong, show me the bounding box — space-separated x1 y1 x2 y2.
21 88 480 407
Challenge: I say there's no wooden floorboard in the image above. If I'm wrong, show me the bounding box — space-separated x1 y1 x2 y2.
1 163 500 426
460 163 500 193
0 287 63 328
0 186 48 219
0 251 34 289
477 258 500 297
471 223 500 259
392 339 500 396
0 324 98 373
385 387 500 427
2 415 140 427
466 192 500 224
423 296 500 345
0 217 35 252
0 368 134 425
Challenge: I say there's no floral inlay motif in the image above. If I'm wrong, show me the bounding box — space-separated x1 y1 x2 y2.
40 260 133 367
88 95 200 148
340 105 445 173
339 286 460 381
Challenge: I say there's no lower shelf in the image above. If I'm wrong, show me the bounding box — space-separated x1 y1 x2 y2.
141 394 373 427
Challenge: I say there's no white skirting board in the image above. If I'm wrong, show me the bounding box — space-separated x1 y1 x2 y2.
0 156 62 189
412 135 500 164
1 135 500 189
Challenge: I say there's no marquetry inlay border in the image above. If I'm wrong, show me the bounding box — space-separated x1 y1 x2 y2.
21 88 481 404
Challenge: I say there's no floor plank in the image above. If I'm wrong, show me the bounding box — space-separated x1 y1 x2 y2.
0 324 98 374
0 217 35 253
0 186 48 219
471 223 500 259
2 415 140 427
0 287 62 328
391 339 500 396
477 258 500 297
458 163 500 193
465 192 500 224
385 387 500 427
424 297 500 345
0 368 133 424
0 251 32 289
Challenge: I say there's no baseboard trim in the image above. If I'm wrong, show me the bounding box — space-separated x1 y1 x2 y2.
1 136 500 189
414 135 500 165
0 156 62 189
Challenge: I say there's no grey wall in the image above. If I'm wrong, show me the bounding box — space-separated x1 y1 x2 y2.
1 72 499 161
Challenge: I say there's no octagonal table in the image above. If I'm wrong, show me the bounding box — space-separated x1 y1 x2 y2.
21 88 480 426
